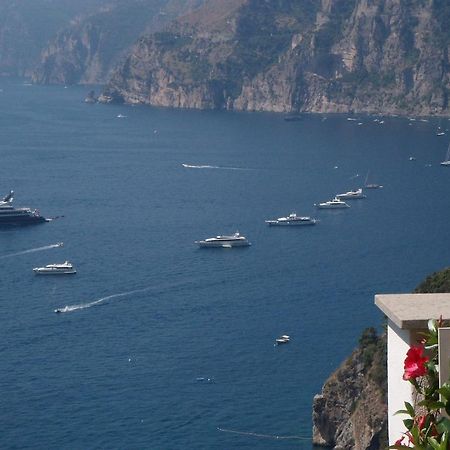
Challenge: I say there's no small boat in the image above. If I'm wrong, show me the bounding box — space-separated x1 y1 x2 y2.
441 142 450 166
265 213 318 226
275 335 290 345
195 232 251 248
33 261 76 275
315 198 350 209
336 188 366 200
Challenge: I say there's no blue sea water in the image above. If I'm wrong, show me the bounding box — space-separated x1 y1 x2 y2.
1 79 450 449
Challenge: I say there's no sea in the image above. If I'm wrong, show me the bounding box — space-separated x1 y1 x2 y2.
1 78 450 449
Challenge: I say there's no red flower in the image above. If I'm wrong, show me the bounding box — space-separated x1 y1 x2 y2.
417 415 427 430
403 345 429 380
395 436 405 446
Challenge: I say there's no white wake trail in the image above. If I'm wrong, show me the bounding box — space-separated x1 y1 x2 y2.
0 243 62 259
182 163 251 171
55 286 154 314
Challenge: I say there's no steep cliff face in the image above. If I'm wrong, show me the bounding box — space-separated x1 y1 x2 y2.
0 0 109 77
101 0 450 116
32 0 206 85
312 328 388 449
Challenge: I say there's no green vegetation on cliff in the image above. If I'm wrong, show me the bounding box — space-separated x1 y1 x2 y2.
415 267 450 294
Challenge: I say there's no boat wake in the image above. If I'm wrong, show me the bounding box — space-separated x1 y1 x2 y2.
54 286 154 314
217 427 309 441
0 242 63 259
182 163 251 171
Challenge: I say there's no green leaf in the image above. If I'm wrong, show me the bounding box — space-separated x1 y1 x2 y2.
436 416 450 433
427 437 441 450
394 409 410 416
404 401 415 417
440 431 449 449
417 400 445 410
438 384 450 400
403 418 414 429
445 403 450 416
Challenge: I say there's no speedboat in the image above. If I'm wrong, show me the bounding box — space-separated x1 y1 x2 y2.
0 191 47 225
33 261 76 275
336 188 366 200
315 198 350 209
275 335 290 345
195 232 251 248
265 213 317 226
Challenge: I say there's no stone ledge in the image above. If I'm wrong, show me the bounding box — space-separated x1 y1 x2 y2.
375 293 450 329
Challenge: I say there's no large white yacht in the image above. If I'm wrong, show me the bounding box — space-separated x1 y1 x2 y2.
315 198 350 209
265 213 317 226
336 188 366 199
195 232 251 248
33 261 76 275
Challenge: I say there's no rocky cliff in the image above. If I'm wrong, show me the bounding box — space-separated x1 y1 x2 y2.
0 0 109 77
31 0 206 85
312 328 388 449
100 0 450 116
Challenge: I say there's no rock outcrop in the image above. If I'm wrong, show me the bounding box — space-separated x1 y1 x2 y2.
0 0 109 77
312 328 388 449
31 0 206 85
101 0 450 116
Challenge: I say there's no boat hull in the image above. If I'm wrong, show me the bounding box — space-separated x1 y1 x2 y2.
0 215 47 226
197 241 250 248
33 269 76 275
316 204 349 209
336 194 366 199
266 220 316 226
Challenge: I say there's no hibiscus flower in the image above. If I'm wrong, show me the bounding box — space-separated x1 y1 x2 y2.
403 345 429 380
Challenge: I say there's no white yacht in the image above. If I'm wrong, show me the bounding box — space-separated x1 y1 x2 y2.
275 335 290 345
195 232 250 248
265 213 317 226
315 198 350 209
33 261 76 275
336 188 366 199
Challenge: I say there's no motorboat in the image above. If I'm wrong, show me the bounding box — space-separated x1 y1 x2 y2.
336 188 366 200
33 261 76 275
315 198 350 209
265 213 317 226
0 191 47 225
195 232 251 248
275 335 290 345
